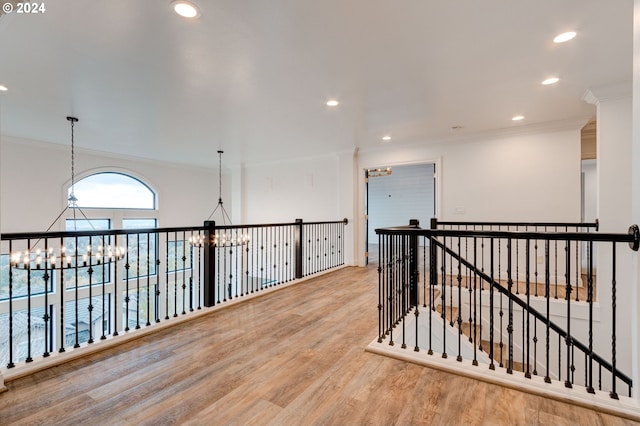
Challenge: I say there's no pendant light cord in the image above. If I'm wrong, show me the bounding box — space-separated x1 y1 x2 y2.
218 150 223 203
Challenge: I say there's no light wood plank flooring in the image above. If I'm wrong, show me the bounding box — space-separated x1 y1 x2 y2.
0 265 636 425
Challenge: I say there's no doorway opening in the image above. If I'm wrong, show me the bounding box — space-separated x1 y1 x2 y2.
365 162 436 265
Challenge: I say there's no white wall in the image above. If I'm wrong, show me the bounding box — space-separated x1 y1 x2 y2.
242 154 342 224
359 128 582 223
584 89 634 379
357 127 583 265
0 136 220 232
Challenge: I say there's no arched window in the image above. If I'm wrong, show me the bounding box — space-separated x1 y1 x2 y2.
68 172 156 210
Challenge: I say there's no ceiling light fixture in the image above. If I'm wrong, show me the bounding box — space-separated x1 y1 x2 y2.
10 117 125 270
171 0 200 18
0 84 7 91
198 150 250 248
367 168 392 178
542 77 560 85
553 31 576 43
382 135 391 141
512 115 525 121
326 100 339 107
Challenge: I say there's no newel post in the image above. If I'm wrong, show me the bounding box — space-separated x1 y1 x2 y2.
409 219 420 307
203 220 216 307
295 218 304 279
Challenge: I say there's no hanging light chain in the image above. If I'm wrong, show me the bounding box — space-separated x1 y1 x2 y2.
66 116 79 204
218 150 223 202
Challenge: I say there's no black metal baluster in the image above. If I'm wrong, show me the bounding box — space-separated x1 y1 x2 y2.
7 240 15 367
575 237 580 302
456 237 462 362
428 235 435 355
611 242 618 400
516 237 519 295
27 239 34 360
124 234 130 331
554 231 558 299
473 237 478 366
599 365 603 391
441 237 447 359
557 334 562 383
165 236 170 319
587 240 595 394
155 256 161 322
401 235 407 350
112 235 119 336
534 237 539 297
385 233 391 336
316 225 320 275
489 238 495 370
43 238 51 357
60 236 67 350
272 227 277 287
197 232 202 309
263 226 267 287
135 233 141 329
147 233 152 324
525 239 531 379
377 235 384 343
389 235 395 347
242 228 246 290
448 235 453 327
182 231 187 313
74 235 80 347
88 236 95 342
565 240 572 388
498 232 503 368
466 234 472 344
507 238 513 374
248 228 254 291
544 239 551 383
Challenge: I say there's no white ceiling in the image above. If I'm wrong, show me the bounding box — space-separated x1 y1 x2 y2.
0 0 633 168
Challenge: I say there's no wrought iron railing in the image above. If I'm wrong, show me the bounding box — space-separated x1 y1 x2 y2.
0 218 348 370
431 219 599 302
376 219 639 399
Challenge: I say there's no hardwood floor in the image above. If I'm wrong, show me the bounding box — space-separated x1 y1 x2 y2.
0 265 637 425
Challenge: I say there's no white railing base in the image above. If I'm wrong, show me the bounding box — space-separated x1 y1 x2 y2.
366 338 640 422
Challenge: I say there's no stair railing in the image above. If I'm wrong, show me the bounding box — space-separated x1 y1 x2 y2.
376 220 639 399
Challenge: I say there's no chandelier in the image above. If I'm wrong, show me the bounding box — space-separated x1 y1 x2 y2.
367 167 392 178
190 150 249 248
10 117 126 270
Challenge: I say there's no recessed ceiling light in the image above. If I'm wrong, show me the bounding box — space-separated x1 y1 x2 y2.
512 115 525 121
0 84 7 91
553 31 576 43
326 100 339 107
542 77 560 85
382 135 391 141
171 1 200 18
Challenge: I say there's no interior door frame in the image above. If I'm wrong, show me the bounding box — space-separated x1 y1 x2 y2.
363 159 441 266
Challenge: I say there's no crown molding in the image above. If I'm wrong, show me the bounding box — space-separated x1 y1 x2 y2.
583 82 632 105
358 116 589 157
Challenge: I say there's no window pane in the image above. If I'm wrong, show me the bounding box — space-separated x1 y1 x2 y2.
167 240 192 272
64 219 111 289
0 307 48 366
64 297 107 347
0 254 51 301
69 173 155 209
122 219 157 279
